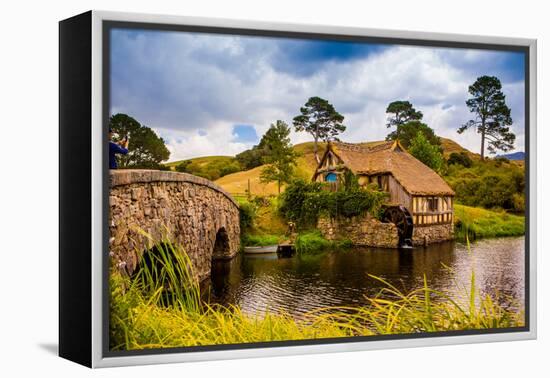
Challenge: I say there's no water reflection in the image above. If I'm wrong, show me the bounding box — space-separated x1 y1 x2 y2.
207 237 525 318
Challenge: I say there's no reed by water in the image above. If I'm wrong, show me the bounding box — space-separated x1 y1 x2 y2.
110 238 524 351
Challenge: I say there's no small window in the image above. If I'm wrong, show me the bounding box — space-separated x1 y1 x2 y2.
427 197 438 212
325 172 337 182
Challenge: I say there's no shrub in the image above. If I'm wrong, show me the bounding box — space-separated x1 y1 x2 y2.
237 199 257 231
279 179 323 226
175 160 192 173
512 193 525 213
448 152 473 168
294 230 332 254
493 156 510 166
279 178 387 228
444 158 525 212
313 189 387 219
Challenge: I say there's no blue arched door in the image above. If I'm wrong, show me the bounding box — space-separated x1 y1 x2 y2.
325 172 337 182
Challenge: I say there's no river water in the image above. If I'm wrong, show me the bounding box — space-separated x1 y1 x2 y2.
208 237 525 318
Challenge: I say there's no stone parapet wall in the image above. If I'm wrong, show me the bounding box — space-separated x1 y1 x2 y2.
109 170 240 281
412 223 454 246
110 169 238 207
318 215 399 248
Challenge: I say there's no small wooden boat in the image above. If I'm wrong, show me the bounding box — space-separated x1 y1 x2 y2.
243 245 278 254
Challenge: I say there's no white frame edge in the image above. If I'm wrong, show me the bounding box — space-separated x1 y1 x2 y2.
90 10 537 368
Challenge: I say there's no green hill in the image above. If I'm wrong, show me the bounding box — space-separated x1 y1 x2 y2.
165 156 241 181
165 155 236 168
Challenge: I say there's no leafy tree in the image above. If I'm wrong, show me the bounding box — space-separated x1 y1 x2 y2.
175 160 192 173
386 120 441 149
219 162 241 177
386 100 423 128
408 131 444 173
235 124 290 170
259 120 298 193
236 148 267 170
293 97 346 163
109 113 170 168
447 151 473 168
458 75 515 159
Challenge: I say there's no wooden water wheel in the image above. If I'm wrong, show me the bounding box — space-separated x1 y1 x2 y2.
382 205 414 248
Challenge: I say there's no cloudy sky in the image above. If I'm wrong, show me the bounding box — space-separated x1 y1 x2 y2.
110 28 526 162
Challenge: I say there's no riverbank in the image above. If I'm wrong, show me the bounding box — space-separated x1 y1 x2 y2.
239 193 525 249
454 204 525 241
110 241 524 351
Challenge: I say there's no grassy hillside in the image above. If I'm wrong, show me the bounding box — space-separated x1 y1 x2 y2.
215 165 280 195
164 155 241 181
216 142 327 196
165 155 236 168
440 137 480 159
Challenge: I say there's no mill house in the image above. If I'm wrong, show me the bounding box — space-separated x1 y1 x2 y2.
313 140 455 246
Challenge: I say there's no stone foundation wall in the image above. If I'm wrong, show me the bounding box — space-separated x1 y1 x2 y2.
317 215 399 248
412 223 454 246
109 170 240 281
318 215 454 248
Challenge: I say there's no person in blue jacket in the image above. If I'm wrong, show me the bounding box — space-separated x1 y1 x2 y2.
109 128 129 169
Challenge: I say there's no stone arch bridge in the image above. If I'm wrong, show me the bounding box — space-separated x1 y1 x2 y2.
109 170 240 281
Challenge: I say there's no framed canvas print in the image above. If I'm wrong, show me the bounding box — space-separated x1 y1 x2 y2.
59 10 537 368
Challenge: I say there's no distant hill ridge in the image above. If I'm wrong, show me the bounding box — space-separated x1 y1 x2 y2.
496 151 525 161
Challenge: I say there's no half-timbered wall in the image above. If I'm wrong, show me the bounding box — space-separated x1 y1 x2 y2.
412 196 453 225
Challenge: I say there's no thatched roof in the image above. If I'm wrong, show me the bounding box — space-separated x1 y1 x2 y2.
320 140 455 196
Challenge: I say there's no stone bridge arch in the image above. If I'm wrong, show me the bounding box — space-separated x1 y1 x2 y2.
109 170 240 281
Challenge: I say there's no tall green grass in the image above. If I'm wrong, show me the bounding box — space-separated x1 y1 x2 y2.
454 204 525 241
294 230 352 254
311 274 521 334
242 234 283 247
110 238 524 351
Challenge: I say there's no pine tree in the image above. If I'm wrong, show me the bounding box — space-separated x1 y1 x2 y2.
459 76 515 159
